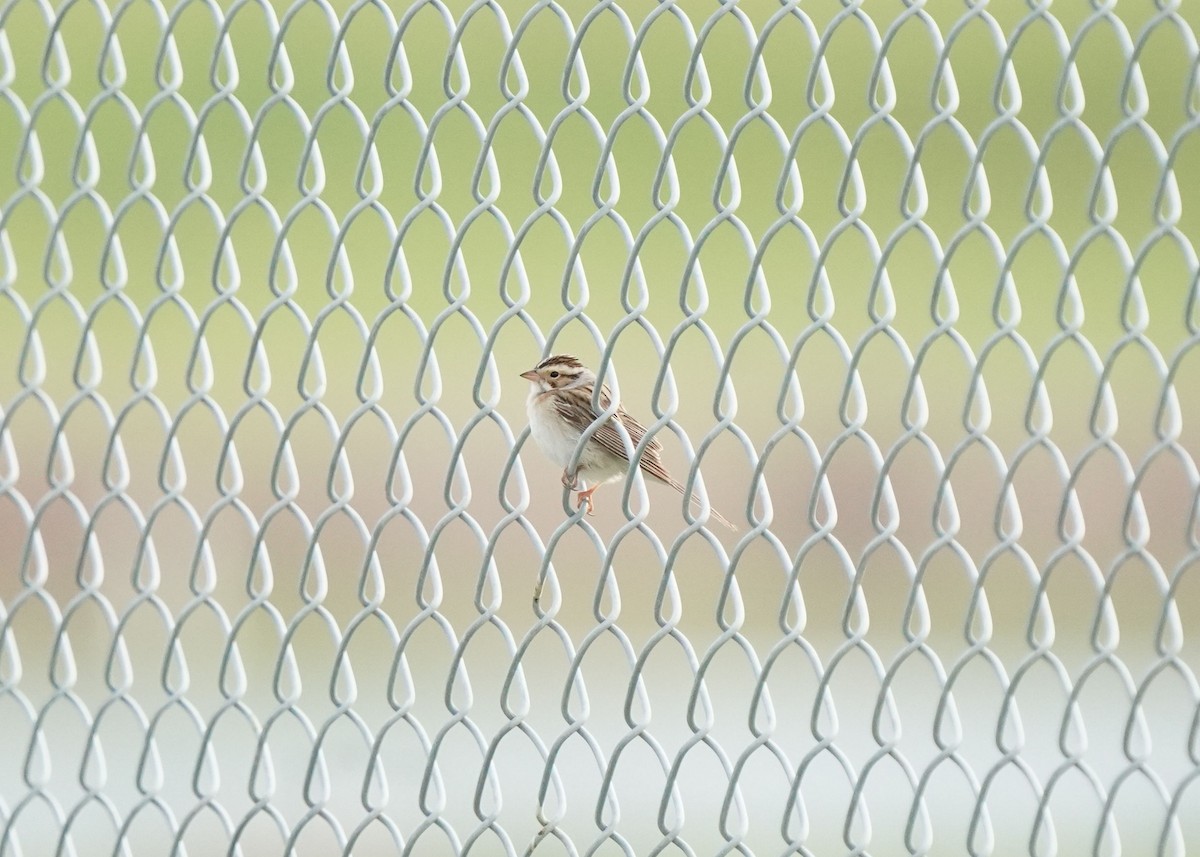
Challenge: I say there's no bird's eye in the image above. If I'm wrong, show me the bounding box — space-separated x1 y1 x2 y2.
549 371 559 378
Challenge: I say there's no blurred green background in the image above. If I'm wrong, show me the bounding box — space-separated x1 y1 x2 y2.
2 0 1198 854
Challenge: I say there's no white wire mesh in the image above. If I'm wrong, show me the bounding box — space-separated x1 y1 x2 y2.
1 0 1199 854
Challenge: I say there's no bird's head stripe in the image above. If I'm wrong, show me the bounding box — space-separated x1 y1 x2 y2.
537 354 584 372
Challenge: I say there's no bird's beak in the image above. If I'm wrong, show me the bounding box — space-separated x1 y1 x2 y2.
520 370 539 381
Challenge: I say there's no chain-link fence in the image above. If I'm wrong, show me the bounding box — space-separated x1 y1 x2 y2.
2 0 1199 854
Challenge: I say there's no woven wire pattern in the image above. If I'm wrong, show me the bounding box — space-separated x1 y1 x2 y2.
2 0 1199 854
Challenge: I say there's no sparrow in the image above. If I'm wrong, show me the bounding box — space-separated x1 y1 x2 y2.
521 354 736 529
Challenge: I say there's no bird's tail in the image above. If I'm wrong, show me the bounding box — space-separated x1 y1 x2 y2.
667 477 739 531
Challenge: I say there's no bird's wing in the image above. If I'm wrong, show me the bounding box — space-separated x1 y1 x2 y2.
560 386 737 528
552 384 670 479
591 407 672 484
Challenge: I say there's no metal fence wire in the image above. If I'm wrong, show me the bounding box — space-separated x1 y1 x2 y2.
2 0 1199 855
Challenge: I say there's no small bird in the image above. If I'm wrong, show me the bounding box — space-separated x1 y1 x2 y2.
520 354 736 529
